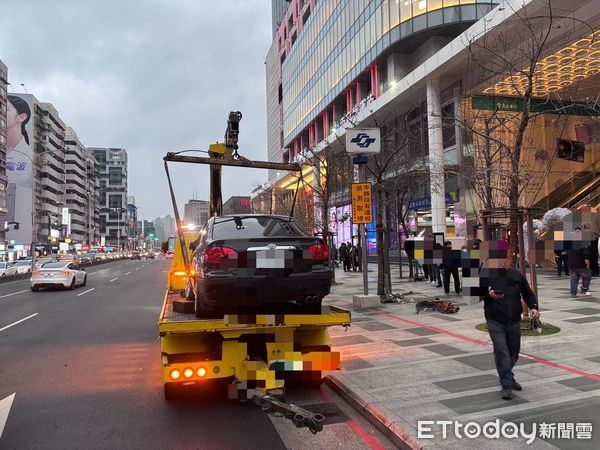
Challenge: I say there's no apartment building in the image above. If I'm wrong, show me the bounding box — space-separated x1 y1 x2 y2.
0 60 8 254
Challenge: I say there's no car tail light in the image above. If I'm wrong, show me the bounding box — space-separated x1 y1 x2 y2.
309 243 329 262
204 246 237 265
62 271 70 276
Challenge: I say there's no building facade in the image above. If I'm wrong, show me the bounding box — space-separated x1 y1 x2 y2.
260 0 600 250
64 127 90 244
126 195 138 250
90 147 128 250
0 60 8 256
184 199 209 227
85 151 101 245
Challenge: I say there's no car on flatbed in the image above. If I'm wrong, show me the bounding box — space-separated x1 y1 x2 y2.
186 214 331 317
30 262 87 291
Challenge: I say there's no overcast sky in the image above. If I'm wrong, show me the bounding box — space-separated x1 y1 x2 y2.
1 0 273 220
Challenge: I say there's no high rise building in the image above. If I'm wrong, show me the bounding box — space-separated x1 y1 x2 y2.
64 127 90 244
84 150 100 245
271 0 291 38
223 196 252 215
183 199 209 227
90 147 128 250
0 59 8 255
127 195 138 250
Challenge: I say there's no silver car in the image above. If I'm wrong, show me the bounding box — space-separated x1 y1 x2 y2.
0 262 18 278
30 262 88 291
13 260 34 274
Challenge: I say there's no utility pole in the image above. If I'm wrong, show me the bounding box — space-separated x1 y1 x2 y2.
359 162 368 295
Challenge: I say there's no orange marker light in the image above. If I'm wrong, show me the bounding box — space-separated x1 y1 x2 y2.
173 271 187 276
196 367 207 377
170 369 181 380
183 368 194 379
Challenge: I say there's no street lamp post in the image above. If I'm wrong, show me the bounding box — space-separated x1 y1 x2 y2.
110 207 127 253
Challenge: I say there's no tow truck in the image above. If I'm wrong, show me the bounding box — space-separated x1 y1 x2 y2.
159 112 351 433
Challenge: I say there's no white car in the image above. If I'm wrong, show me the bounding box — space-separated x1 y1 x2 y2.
30 262 87 291
0 262 18 278
13 260 34 274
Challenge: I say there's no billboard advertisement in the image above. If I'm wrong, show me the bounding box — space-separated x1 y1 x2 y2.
6 94 34 246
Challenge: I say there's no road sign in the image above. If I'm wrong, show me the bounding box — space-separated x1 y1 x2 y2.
346 128 380 154
351 183 373 224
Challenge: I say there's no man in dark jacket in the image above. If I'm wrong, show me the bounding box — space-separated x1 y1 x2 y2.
479 240 540 400
567 227 592 297
442 241 460 294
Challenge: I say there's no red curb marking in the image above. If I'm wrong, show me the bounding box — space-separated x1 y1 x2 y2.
372 309 600 382
318 386 387 449
346 420 387 450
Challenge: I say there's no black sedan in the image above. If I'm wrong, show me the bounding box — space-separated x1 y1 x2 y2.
186 215 331 317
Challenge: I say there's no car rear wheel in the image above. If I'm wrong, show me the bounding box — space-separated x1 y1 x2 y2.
194 289 220 319
82 275 87 287
69 278 76 290
184 278 195 301
31 286 39 292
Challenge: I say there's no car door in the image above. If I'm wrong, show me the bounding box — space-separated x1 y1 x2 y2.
72 264 84 283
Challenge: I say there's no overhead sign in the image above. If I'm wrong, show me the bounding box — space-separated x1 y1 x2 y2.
62 207 69 225
351 183 373 224
346 128 381 155
471 96 600 117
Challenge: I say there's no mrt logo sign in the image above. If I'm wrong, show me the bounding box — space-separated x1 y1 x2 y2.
346 128 381 154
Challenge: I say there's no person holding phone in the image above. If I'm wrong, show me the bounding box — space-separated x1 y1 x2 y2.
478 240 540 400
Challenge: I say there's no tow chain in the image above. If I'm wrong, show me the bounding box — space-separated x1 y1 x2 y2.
251 391 325 434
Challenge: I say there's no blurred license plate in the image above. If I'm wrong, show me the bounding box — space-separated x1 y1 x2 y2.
254 249 292 269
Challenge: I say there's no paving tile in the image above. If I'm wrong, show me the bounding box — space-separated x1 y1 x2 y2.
501 397 600 449
355 321 396 332
424 343 468 356
563 316 600 324
454 353 535 371
429 314 462 322
404 327 439 336
557 376 600 392
348 317 374 323
434 373 500 393
392 337 436 347
569 297 600 303
440 390 528 414
586 355 600 364
330 334 374 346
562 307 600 315
341 357 374 371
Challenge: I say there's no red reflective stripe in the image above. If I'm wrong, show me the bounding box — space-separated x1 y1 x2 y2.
346 420 386 450
374 309 600 382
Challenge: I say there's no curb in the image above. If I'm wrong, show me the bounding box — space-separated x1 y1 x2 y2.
324 375 423 450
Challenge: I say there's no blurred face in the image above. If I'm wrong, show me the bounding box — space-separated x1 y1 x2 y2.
6 100 26 130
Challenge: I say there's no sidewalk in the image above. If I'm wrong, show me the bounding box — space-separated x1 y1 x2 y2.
324 265 600 449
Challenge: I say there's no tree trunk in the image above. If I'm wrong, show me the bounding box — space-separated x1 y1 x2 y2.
383 189 392 294
376 181 386 296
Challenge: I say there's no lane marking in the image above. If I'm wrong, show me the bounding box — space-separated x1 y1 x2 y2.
0 393 15 439
109 277 118 283
135 268 140 271
0 313 39 332
0 289 29 300
77 288 95 297
125 272 131 275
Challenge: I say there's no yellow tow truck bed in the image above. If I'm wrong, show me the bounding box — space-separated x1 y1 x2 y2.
159 291 351 334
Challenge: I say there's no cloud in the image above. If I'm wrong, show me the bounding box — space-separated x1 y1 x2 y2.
1 0 272 220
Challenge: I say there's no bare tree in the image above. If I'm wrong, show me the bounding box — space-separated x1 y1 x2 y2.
459 0 596 263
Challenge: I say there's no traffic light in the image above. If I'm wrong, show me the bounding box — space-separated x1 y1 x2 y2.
149 233 155 238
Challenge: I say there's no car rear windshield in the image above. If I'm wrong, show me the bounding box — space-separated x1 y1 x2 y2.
41 263 68 269
212 216 308 239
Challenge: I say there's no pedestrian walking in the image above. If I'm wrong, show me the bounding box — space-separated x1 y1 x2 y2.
554 249 569 276
478 240 540 400
442 241 460 295
567 228 592 297
350 244 359 271
589 237 599 277
344 242 353 272
339 243 348 272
